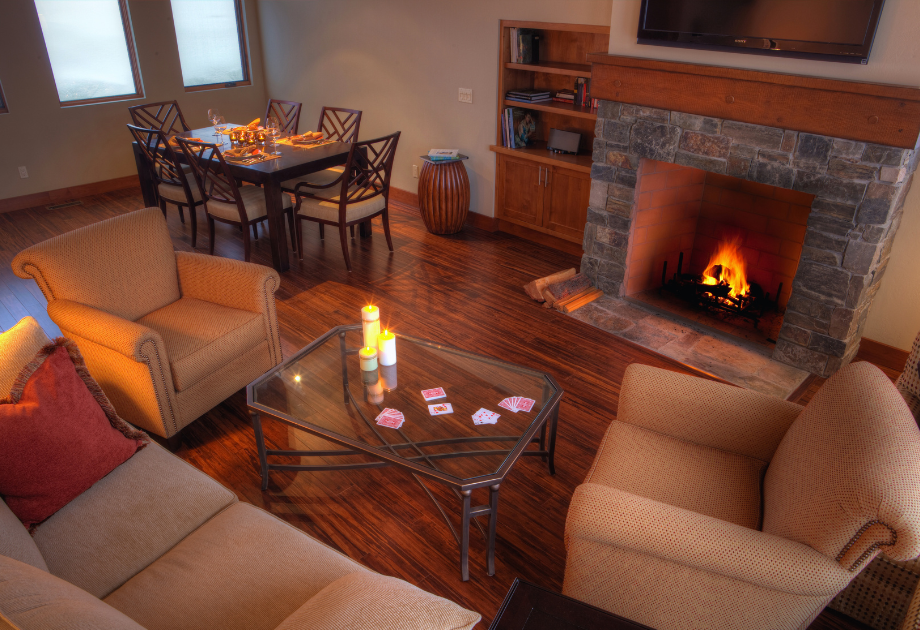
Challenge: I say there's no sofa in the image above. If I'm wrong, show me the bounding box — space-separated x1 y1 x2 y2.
0 316 481 630
563 362 920 630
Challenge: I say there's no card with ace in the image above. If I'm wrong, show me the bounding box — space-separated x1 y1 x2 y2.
428 403 453 416
472 408 500 425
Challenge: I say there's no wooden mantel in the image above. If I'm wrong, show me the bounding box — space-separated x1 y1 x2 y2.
588 54 920 150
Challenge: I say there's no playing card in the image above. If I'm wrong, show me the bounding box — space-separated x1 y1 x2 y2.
472 408 500 425
375 408 404 429
498 398 517 413
516 398 535 412
428 403 453 416
421 387 446 401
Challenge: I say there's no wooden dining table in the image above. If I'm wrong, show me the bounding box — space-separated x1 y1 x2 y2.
131 124 358 273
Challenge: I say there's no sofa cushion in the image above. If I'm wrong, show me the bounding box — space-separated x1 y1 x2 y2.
586 420 765 530
0 499 47 573
0 554 146 630
275 571 481 630
135 297 265 391
104 503 368 630
0 317 49 396
0 342 147 528
33 442 236 598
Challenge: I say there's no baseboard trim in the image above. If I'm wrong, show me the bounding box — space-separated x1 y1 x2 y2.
0 175 140 214
858 337 910 373
390 187 419 210
497 220 584 257
467 212 500 232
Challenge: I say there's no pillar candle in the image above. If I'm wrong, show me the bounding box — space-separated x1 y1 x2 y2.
377 329 396 366
379 363 397 392
361 305 380 349
358 346 378 371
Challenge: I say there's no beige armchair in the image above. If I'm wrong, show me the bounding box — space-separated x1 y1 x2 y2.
564 362 920 630
11 207 283 441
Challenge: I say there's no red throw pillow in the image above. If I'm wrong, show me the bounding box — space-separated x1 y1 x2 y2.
0 339 148 529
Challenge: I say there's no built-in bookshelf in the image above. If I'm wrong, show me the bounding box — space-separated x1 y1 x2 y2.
490 21 610 249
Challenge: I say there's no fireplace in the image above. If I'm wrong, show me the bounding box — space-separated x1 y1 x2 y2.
582 99 916 377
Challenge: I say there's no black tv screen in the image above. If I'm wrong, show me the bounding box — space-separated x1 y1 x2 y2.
637 0 886 64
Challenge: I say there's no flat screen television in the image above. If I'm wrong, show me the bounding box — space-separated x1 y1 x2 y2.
637 0 886 64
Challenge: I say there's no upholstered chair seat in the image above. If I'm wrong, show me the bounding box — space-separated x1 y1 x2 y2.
11 207 283 440
564 362 920 630
204 184 292 223
295 185 386 224
281 165 346 192
157 174 201 205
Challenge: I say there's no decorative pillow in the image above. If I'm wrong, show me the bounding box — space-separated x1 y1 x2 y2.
274 571 481 630
0 338 148 529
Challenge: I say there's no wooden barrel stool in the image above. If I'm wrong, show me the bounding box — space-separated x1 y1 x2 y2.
418 154 470 234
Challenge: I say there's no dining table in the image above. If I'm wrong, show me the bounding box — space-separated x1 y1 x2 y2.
131 123 365 273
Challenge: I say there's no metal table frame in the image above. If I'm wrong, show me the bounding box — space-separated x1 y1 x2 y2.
246 325 562 581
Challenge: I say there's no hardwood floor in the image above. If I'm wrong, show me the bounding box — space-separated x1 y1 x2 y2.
0 187 887 630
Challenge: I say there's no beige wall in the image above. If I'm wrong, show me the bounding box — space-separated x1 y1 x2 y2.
0 0 268 200
605 0 920 351
255 0 613 225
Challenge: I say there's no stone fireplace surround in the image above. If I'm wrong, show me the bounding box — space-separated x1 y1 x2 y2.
583 101 917 377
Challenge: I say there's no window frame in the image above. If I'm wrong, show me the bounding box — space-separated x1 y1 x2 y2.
0 80 8 114
36 0 145 108
174 0 252 93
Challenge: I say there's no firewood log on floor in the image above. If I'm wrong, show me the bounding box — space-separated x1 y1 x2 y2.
523 269 602 313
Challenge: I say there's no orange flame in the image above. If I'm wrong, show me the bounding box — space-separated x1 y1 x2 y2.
702 236 750 298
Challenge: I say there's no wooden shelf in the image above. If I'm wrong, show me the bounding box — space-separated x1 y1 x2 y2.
502 99 597 120
489 141 594 174
504 61 592 77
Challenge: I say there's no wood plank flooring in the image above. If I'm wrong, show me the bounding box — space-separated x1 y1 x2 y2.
0 187 885 630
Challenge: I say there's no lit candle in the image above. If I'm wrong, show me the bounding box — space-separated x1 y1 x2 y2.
377 329 396 366
379 363 397 391
367 380 384 405
361 305 380 349
358 346 378 371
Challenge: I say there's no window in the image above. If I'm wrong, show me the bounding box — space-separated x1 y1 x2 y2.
169 0 250 91
34 0 142 106
0 80 7 114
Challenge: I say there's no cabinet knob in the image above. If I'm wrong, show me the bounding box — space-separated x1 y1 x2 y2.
868 115 880 125
725 95 735 104
614 80 622 87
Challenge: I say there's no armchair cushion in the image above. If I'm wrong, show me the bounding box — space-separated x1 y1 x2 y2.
11 207 180 322
763 361 920 568
586 420 765 529
0 317 49 396
275 571 481 630
617 363 803 462
136 297 265 392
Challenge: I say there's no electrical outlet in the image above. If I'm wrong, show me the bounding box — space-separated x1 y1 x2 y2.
412 165 419 178
458 88 473 104
18 166 28 179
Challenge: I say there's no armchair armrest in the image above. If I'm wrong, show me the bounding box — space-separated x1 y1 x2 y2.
618 364 803 462
47 299 162 362
566 483 852 597
175 251 280 315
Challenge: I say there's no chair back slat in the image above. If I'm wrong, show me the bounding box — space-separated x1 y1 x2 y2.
265 99 302 134
346 131 401 205
126 124 186 190
318 107 362 143
174 138 250 224
129 101 190 136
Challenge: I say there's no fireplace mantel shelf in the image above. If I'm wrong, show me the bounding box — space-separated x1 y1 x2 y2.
587 54 920 150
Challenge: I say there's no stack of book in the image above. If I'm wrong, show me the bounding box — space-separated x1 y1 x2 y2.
501 107 537 149
509 28 540 64
505 89 551 104
556 80 599 110
427 149 459 162
553 89 576 104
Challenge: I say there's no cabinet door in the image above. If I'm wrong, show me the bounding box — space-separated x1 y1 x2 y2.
499 156 544 227
543 166 591 242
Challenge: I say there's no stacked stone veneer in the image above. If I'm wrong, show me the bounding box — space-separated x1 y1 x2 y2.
583 100 917 377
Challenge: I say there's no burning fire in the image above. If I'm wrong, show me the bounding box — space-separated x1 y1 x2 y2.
701 236 750 299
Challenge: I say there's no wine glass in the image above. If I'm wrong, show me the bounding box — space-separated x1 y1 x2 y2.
208 108 222 138
266 116 281 155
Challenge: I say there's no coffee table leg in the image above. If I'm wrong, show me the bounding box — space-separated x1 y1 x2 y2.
460 490 471 582
487 484 500 576
548 403 559 476
251 411 269 490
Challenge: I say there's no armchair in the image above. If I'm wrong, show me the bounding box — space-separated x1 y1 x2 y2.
11 207 283 441
564 362 920 630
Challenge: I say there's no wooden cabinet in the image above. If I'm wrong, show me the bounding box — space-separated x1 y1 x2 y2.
497 154 591 244
489 20 609 251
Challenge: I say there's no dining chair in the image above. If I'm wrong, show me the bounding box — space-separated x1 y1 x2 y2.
128 100 190 136
292 131 400 271
264 98 302 135
281 107 364 194
127 124 204 246
175 138 296 263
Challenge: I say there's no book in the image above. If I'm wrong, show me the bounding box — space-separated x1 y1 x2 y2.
506 89 551 99
506 97 551 104
428 149 459 159
510 108 537 148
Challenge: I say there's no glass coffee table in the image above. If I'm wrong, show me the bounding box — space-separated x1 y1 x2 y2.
246 325 562 581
